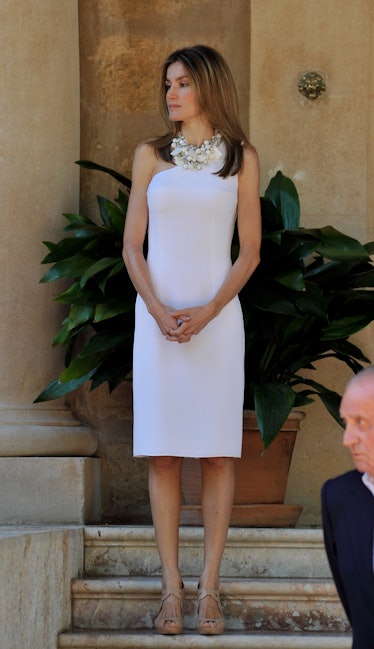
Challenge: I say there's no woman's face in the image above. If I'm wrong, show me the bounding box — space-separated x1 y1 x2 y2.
165 61 201 123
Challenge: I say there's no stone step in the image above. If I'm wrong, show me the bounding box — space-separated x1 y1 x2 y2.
84 526 330 579
71 576 349 633
59 629 352 649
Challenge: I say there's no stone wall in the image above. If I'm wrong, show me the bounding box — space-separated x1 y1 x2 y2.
78 0 250 213
250 0 374 525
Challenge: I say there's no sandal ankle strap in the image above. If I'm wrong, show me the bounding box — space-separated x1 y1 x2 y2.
197 587 222 609
160 584 184 603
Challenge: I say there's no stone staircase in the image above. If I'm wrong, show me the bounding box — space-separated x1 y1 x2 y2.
58 526 352 648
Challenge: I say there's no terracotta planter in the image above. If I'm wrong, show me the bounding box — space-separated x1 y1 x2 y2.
180 409 304 527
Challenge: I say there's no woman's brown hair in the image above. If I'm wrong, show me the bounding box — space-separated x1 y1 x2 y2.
150 45 249 178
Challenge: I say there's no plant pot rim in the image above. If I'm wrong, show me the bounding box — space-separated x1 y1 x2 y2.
243 409 305 421
243 409 306 432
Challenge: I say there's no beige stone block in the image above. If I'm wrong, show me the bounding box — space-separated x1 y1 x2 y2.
84 526 332 579
0 404 98 456
59 629 352 648
0 457 101 524
0 526 83 649
68 384 150 524
71 575 349 633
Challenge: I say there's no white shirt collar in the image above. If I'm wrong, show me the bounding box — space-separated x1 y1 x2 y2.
362 472 374 497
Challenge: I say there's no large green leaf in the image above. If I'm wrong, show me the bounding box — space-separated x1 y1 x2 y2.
291 282 327 318
273 268 305 291
289 226 370 262
59 331 130 381
253 382 296 449
63 223 105 238
245 282 300 315
317 390 344 426
34 370 96 402
89 341 133 391
330 339 371 364
94 298 135 322
97 260 126 293
98 196 115 228
97 196 126 235
322 315 374 340
265 171 300 229
105 199 126 235
260 197 284 233
77 160 132 189
41 238 88 264
40 255 95 283
62 213 97 227
281 234 320 262
343 267 374 289
80 257 124 289
327 292 374 323
291 375 344 427
55 281 104 306
52 318 70 346
316 226 370 261
68 304 95 330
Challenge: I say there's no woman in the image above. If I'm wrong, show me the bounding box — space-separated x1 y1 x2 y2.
123 44 261 635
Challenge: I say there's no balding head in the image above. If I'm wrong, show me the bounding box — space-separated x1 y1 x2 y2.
346 365 374 392
341 365 374 477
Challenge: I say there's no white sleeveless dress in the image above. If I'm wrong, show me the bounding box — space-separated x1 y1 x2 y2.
132 146 244 457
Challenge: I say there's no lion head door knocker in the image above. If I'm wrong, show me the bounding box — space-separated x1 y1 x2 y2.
298 71 326 100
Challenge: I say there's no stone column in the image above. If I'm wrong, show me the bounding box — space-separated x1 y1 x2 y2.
0 0 100 523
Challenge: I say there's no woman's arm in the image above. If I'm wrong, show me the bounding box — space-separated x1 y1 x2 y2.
122 143 183 337
168 145 261 341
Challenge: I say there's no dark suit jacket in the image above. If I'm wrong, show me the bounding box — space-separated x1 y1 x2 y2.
321 470 374 649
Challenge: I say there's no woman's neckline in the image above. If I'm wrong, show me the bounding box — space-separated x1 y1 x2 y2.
170 131 222 171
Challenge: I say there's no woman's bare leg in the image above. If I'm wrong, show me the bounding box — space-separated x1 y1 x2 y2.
198 456 235 629
148 456 184 631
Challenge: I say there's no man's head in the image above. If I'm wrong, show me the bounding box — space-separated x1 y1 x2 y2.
341 366 374 476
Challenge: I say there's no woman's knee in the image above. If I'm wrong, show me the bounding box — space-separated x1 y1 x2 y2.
200 457 234 471
149 456 183 473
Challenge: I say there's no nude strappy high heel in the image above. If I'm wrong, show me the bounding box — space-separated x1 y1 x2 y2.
154 584 184 635
197 585 225 635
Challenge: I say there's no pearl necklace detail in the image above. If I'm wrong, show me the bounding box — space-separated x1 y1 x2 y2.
170 131 222 170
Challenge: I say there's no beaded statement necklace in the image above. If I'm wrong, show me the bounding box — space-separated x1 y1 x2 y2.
170 131 222 170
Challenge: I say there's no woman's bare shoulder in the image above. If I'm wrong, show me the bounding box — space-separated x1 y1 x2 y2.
242 142 259 161
132 140 158 183
134 139 158 161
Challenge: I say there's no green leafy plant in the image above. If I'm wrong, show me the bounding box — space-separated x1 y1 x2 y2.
35 164 374 449
240 172 374 447
35 161 134 401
